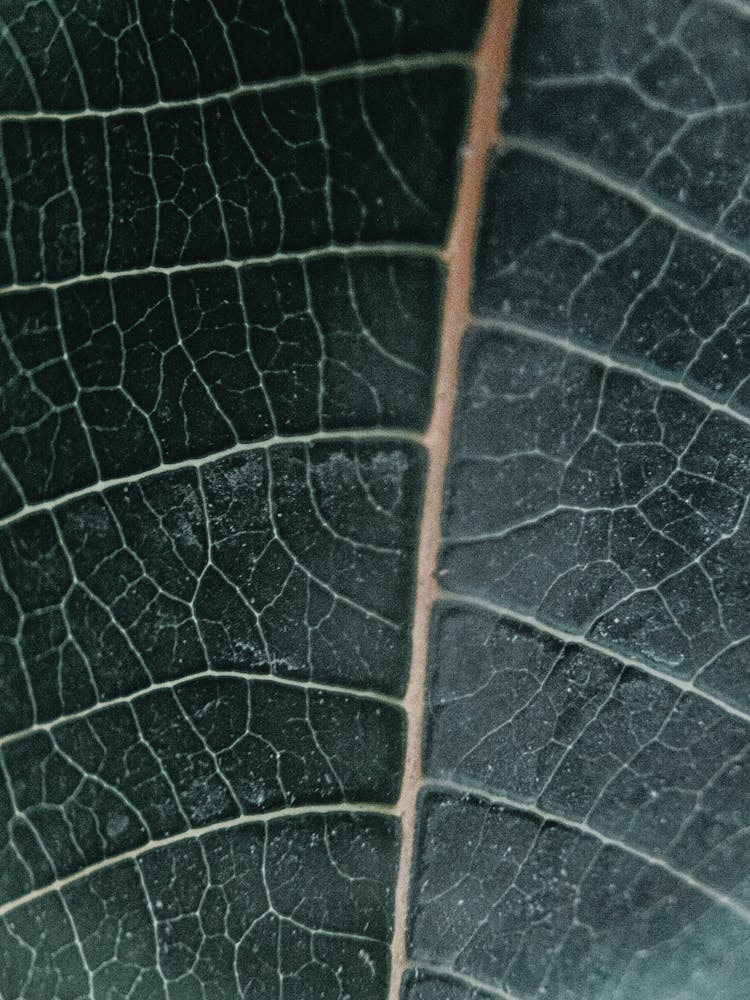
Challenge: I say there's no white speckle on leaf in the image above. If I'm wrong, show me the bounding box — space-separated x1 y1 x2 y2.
358 949 376 977
106 813 130 838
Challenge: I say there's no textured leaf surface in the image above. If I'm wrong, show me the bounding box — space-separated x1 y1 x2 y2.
0 2 490 997
5 1 750 999
409 1 750 999
0 257 441 514
2 814 400 1000
0 442 423 734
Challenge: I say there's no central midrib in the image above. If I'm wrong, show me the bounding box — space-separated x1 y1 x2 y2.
387 2 521 997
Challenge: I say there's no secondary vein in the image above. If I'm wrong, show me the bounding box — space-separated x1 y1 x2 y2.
0 52 472 123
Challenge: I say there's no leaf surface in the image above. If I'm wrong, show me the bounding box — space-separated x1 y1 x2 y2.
407 2 750 999
0 2 488 996
3 2 750 1000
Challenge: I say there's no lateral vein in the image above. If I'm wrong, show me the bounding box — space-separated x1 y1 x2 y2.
0 802 395 920
0 53 472 123
0 428 423 530
0 669 403 749
437 590 750 727
408 961 522 1000
502 135 750 270
471 316 750 429
0 243 441 297
425 778 750 925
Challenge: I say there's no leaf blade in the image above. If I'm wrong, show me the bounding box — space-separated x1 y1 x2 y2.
410 1 750 997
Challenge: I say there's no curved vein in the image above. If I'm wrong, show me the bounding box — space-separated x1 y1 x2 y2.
408 961 522 1000
425 778 750 924
502 134 750 271
437 589 750 727
0 802 395 921
470 316 750 430
0 668 403 749
0 242 441 297
0 52 472 123
0 427 423 531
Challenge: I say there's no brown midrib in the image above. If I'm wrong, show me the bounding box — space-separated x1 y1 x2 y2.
387 1 521 997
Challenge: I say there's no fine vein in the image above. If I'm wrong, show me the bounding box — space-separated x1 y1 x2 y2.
0 803 394 921
503 134 750 270
471 316 750 430
426 778 750 924
0 52 471 123
439 590 750 727
0 669 403 750
0 428 422 531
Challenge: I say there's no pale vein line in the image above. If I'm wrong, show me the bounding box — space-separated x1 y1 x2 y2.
438 590 750 727
426 779 750 924
502 134 750 270
0 802 394 920
707 0 750 21
408 961 521 1000
0 669 403 750
0 52 472 123
0 428 423 530
471 317 750 429
0 242 441 297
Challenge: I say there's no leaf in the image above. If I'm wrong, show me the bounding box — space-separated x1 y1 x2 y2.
0 1 489 996
2 2 749 1000
407 1 750 999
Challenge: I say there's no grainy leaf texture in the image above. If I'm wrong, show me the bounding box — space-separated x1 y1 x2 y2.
406 1 750 999
2 1 749 999
0 1 490 997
